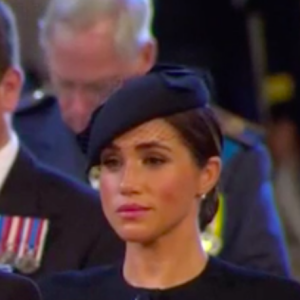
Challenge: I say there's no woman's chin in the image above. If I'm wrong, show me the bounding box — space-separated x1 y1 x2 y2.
117 227 156 245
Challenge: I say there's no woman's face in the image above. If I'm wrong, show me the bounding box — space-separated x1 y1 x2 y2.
99 118 218 244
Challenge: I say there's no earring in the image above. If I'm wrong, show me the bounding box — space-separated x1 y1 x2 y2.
201 194 207 200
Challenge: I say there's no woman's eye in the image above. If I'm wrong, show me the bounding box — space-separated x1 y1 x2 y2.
100 156 122 170
144 156 167 166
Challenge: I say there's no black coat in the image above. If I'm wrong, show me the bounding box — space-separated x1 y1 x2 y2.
38 257 300 300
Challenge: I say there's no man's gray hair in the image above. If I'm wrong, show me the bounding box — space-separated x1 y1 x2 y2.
39 0 154 58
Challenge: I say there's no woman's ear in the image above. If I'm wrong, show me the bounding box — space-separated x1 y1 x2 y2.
196 156 222 196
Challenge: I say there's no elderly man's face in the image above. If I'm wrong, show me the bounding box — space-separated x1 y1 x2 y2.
45 19 155 133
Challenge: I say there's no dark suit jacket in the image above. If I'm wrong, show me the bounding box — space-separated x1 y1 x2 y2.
13 97 289 276
0 146 124 279
0 271 41 300
38 257 300 300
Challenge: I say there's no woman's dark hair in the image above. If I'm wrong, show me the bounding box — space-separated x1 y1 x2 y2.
164 107 223 230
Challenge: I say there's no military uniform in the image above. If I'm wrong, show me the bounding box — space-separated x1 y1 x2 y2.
13 92 88 182
13 90 289 277
0 144 124 279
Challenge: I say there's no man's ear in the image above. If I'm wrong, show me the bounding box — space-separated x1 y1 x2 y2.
134 38 157 75
0 67 23 113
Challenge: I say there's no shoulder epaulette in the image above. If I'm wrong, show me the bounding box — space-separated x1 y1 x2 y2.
212 105 265 147
15 88 56 114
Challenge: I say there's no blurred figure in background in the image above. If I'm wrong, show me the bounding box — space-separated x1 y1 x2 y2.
14 0 156 181
266 99 300 281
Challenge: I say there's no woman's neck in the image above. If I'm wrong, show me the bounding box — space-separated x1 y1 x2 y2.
123 221 208 290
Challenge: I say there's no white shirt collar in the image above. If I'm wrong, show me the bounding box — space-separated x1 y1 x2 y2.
0 131 19 192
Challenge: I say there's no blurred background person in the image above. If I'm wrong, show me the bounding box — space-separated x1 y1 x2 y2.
14 0 156 181
266 99 300 280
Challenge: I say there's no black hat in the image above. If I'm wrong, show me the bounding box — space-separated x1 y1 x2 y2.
87 64 211 169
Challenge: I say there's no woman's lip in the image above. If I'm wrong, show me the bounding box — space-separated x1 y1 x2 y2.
117 204 150 213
